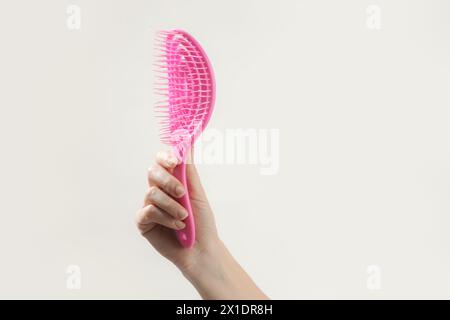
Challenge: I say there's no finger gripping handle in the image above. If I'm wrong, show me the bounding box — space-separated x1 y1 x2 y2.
172 160 195 248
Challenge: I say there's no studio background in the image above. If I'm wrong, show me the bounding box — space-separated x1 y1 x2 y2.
0 0 449 299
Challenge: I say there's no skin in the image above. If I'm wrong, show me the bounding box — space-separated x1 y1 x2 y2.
136 150 268 300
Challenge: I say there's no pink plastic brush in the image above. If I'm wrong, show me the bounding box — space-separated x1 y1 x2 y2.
154 30 216 248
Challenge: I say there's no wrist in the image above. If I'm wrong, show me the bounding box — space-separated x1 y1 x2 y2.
182 237 241 299
181 237 268 300
181 236 227 280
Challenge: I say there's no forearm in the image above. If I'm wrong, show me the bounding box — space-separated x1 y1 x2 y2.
182 239 268 300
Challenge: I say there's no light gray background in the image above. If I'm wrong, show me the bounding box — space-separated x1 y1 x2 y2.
0 0 449 299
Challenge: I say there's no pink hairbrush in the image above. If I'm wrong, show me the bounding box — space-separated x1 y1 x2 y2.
154 30 216 248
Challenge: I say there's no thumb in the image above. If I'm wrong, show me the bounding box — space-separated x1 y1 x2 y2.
185 147 217 235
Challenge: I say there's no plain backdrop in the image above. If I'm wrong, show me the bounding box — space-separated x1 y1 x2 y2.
0 0 449 299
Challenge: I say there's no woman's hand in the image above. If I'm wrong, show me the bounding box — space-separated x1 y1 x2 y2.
136 150 268 300
136 149 218 272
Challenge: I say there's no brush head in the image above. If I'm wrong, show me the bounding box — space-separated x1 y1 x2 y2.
155 30 215 158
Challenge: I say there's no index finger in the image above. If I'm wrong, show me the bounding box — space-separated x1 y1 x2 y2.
156 150 180 171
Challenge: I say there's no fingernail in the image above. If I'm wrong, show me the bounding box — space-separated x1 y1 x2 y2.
175 186 185 197
175 220 185 229
178 210 188 219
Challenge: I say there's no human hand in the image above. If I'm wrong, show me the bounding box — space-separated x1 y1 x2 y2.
136 150 268 299
136 149 219 272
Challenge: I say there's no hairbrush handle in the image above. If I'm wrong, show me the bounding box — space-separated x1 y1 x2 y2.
172 157 195 248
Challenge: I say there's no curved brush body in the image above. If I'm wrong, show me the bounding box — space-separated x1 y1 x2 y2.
154 30 215 248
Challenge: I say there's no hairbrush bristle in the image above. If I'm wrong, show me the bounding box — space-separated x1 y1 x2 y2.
154 30 215 148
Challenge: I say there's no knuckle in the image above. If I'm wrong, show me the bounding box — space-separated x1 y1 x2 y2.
143 206 155 223
147 165 158 179
147 186 158 199
147 204 157 216
136 205 157 225
162 176 172 191
135 208 145 224
156 150 166 160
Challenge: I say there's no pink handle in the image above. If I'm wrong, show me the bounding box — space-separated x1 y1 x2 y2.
172 158 195 248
